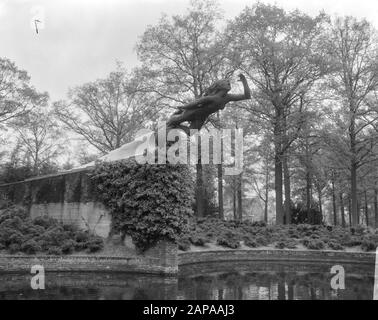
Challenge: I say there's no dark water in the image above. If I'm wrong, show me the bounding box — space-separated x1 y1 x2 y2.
0 262 374 300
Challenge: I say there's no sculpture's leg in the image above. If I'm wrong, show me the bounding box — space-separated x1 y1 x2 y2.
189 118 206 131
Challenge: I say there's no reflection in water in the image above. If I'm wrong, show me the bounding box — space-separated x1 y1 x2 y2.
177 271 373 300
0 262 374 300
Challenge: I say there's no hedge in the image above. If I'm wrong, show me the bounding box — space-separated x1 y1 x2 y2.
91 159 193 251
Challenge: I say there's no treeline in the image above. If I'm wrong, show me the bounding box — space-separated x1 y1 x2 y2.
1 0 378 227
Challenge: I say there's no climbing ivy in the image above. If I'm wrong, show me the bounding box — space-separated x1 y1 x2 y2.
91 159 193 251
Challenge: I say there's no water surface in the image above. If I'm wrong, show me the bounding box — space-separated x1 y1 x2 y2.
0 261 374 300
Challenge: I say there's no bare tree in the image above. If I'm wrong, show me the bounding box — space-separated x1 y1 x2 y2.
136 0 234 217
326 17 378 226
0 58 48 127
13 107 64 175
226 4 331 224
54 65 157 154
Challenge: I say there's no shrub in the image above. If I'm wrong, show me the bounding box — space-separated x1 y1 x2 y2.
0 205 104 255
361 239 377 252
8 243 20 254
351 225 366 236
328 241 344 251
178 238 191 251
0 206 28 224
275 239 297 249
301 237 311 246
91 160 193 252
255 235 269 246
188 234 208 246
20 240 42 254
86 237 104 253
75 231 90 243
251 221 266 228
33 216 56 229
306 239 325 250
217 237 240 249
63 224 78 233
343 236 363 247
216 231 241 249
7 232 24 246
244 238 258 248
47 246 63 255
61 239 76 254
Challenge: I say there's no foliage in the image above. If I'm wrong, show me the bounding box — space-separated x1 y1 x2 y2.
91 159 193 252
0 205 104 255
305 239 325 250
275 239 297 249
178 237 191 251
178 217 378 252
291 202 323 225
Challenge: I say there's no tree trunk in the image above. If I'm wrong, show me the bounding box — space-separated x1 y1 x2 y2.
317 187 323 219
274 108 284 225
331 174 337 226
237 173 243 221
196 163 204 217
275 153 284 224
374 186 378 228
233 178 237 220
283 154 291 224
264 177 269 223
364 190 369 227
217 164 224 220
339 193 346 228
350 160 358 226
348 196 352 226
217 112 224 220
282 113 291 225
306 171 311 215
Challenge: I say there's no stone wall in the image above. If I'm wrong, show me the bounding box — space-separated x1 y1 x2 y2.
179 249 376 265
179 249 376 276
0 169 179 274
0 168 111 238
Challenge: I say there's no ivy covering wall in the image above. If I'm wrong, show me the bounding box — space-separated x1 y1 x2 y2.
91 159 193 251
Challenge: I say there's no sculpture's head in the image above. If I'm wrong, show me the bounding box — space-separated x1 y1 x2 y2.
204 79 231 97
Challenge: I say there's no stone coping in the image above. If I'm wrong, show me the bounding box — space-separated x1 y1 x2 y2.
0 167 93 187
0 249 375 275
178 249 376 266
0 254 176 275
0 255 136 260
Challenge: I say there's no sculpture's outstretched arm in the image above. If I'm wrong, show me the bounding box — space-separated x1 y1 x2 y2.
177 96 214 111
226 74 251 102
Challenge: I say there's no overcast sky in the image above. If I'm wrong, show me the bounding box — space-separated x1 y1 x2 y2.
2 0 378 101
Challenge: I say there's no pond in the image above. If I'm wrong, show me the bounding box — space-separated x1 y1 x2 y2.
0 261 374 300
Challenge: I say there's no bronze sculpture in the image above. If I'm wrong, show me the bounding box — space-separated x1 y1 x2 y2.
167 74 251 133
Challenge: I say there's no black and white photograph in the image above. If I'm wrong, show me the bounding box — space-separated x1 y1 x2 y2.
0 0 378 307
